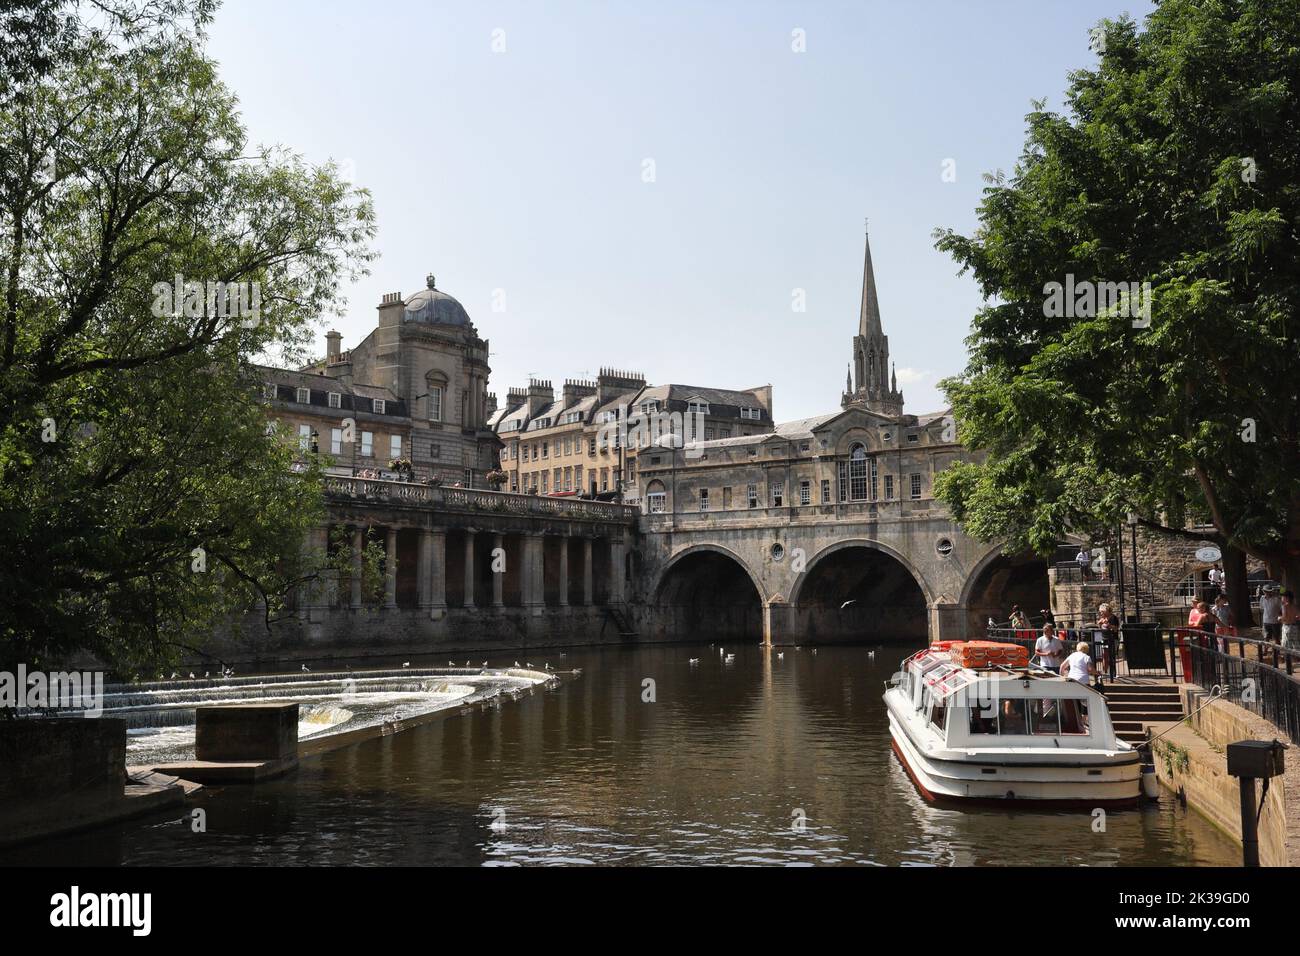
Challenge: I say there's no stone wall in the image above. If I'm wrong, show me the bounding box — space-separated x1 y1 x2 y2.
1151 695 1296 867
0 718 125 805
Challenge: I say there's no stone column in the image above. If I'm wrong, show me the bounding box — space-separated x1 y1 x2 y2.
429 530 447 610
523 533 544 607
582 537 594 606
491 532 505 608
608 536 625 604
463 530 476 608
350 528 363 609
417 528 432 609
558 534 569 606
384 527 398 609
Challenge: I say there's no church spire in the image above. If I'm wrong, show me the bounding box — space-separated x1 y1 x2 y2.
858 225 883 340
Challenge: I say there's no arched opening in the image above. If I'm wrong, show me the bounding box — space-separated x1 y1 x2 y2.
653 548 762 641
794 545 928 642
963 551 1050 634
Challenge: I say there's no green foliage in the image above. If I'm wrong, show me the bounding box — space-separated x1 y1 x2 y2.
0 1 376 674
933 0 1300 585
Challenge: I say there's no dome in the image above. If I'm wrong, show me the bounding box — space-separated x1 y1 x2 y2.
404 274 471 327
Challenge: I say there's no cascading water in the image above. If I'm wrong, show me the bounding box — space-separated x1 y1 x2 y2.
107 667 552 766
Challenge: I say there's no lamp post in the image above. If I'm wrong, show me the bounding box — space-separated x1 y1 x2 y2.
1127 512 1141 622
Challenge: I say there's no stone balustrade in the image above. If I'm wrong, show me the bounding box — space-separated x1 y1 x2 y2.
324 476 637 523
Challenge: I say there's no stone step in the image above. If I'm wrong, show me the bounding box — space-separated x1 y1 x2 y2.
1105 686 1182 697
1102 697 1185 712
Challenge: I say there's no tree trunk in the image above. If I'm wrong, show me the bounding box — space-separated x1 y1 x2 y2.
1224 543 1253 629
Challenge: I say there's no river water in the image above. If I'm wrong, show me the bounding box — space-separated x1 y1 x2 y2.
1 644 1239 866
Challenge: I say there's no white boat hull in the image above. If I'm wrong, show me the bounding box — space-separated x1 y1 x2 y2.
886 689 1141 808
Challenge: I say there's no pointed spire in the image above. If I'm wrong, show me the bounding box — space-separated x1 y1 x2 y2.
859 225 883 339
846 364 852 393
891 363 897 394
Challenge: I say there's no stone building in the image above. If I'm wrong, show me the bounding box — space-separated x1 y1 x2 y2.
262 274 501 485
490 370 775 505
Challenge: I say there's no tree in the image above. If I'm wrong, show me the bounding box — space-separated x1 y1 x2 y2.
0 1 375 675
933 0 1300 624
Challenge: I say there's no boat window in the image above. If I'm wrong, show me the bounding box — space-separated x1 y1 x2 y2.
998 699 1028 735
1028 699 1060 735
1059 699 1090 735
967 704 997 736
929 700 947 732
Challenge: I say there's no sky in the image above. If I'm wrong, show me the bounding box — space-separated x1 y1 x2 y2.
207 0 1155 421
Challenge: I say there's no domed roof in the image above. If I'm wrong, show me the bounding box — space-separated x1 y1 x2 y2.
404 274 471 327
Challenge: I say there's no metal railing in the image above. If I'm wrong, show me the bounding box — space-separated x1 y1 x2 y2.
1183 630 1300 746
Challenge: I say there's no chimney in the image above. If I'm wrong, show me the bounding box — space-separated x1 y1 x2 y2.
505 387 528 410
485 391 498 416
562 378 598 409
325 330 342 359
526 378 554 416
596 367 646 405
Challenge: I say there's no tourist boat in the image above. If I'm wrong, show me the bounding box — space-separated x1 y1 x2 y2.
883 642 1140 807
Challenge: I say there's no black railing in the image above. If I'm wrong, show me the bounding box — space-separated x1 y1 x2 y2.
1184 632 1300 746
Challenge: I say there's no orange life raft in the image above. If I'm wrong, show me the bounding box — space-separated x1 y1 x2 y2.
945 640 1029 669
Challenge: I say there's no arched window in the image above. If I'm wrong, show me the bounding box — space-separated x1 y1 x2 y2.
837 443 874 502
646 480 667 514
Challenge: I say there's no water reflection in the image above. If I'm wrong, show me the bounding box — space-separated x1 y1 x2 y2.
0 644 1239 866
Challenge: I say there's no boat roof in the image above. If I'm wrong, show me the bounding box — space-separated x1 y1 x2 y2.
907 649 1090 701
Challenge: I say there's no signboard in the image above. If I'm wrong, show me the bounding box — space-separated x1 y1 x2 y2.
1195 545 1222 563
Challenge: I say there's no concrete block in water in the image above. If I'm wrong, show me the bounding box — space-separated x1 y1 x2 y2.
195 703 299 763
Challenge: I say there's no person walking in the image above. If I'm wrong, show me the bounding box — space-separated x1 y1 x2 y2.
1207 564 1225 600
1259 584 1283 645
1076 545 1092 581
1282 591 1300 652
1095 603 1120 684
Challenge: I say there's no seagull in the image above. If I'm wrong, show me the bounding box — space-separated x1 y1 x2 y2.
170 672 178 680
402 661 410 668
301 664 310 673
188 671 195 679
777 652 784 660
465 660 470 666
688 658 700 665
840 600 857 610
448 660 456 667
204 671 210 679
481 661 488 667
514 661 520 667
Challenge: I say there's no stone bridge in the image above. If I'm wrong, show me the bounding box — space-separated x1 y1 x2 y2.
272 478 1046 658
631 499 1049 646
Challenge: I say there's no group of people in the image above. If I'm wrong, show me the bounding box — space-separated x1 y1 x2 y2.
1027 603 1120 686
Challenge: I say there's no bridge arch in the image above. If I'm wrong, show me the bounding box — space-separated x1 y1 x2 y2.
959 546 1050 634
787 539 932 643
652 544 764 641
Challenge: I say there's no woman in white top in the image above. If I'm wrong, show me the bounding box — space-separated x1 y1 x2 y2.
1060 641 1094 684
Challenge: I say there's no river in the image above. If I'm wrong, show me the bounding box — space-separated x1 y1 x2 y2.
0 643 1239 866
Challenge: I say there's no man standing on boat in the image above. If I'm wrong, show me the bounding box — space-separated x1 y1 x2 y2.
1034 624 1065 672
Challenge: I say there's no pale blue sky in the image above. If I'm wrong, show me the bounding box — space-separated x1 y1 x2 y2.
208 0 1152 420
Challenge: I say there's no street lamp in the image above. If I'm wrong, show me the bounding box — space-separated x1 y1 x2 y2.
1127 512 1141 621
